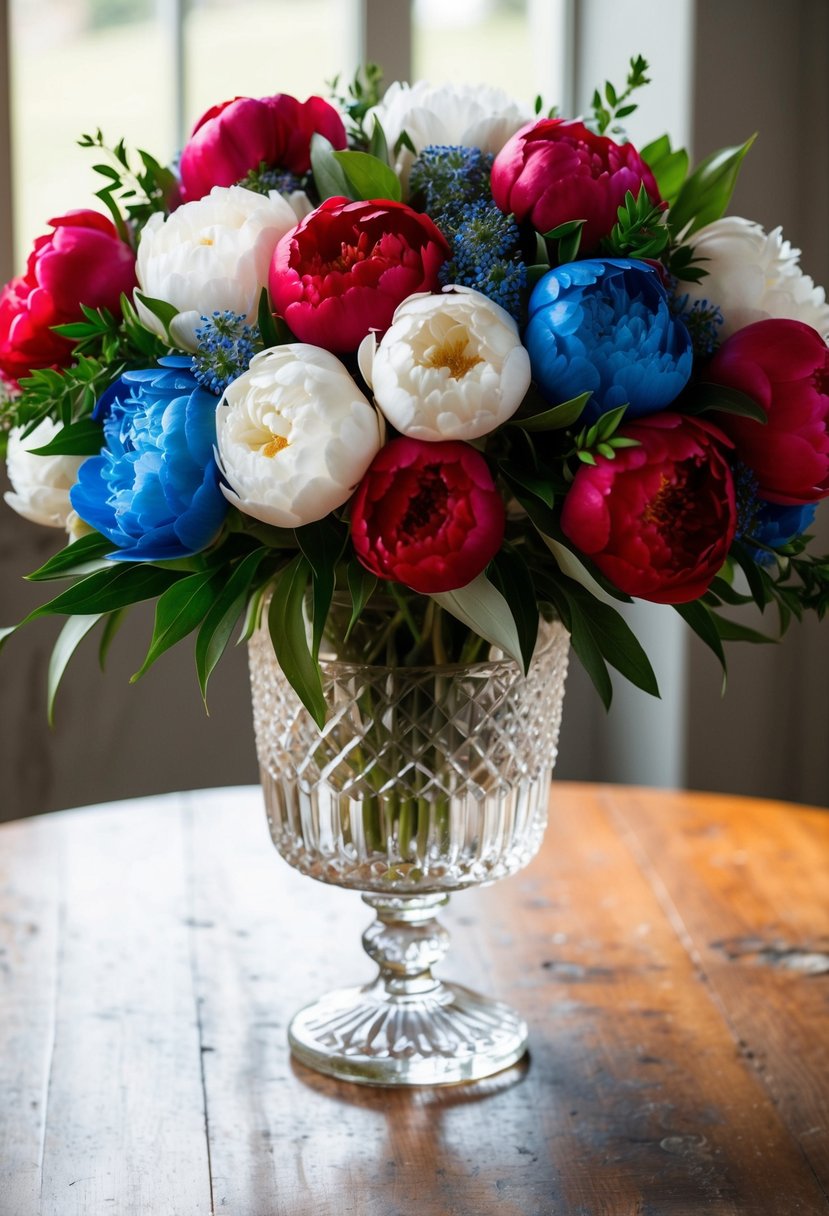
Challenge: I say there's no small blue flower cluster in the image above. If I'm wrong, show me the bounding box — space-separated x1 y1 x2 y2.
670 290 724 359
409 145 494 215
410 144 525 320
733 460 761 539
439 200 526 319
239 162 304 197
192 312 260 396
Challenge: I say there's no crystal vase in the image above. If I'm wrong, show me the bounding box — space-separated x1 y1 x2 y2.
248 613 569 1086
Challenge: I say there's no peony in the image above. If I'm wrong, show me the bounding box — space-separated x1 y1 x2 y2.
70 358 228 560
0 211 137 381
366 80 529 193
269 197 450 353
491 119 661 254
135 186 299 351
350 437 505 594
4 417 85 529
358 287 530 441
525 259 692 422
179 93 347 202
682 217 829 340
706 318 829 505
215 344 382 529
560 413 736 604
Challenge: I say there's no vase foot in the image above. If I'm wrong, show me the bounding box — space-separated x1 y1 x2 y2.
288 979 528 1086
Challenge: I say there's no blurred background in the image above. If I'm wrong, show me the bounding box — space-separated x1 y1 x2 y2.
1 0 828 820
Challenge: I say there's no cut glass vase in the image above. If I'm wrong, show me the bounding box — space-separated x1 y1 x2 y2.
248 614 569 1086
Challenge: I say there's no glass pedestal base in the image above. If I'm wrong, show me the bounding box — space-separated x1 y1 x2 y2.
287 892 528 1086
288 979 528 1087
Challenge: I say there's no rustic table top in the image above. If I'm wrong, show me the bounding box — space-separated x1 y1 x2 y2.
1 782 827 1216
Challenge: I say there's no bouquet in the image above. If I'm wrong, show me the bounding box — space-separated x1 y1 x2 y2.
2 59 828 727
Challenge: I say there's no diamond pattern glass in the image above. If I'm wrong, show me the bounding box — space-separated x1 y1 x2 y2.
248 615 569 1084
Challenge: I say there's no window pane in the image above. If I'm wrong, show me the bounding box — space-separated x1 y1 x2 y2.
9 0 175 265
185 0 348 131
413 0 534 99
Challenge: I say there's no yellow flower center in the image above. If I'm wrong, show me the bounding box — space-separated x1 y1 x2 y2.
198 236 214 246
424 336 482 379
261 434 289 458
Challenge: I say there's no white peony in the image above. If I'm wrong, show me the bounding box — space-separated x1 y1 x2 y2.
358 287 531 442
4 418 85 530
215 344 382 529
367 80 529 192
683 216 829 340
135 186 299 351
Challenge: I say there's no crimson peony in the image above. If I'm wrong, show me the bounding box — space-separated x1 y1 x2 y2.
491 118 661 255
179 93 346 201
560 413 736 603
269 197 450 353
0 211 137 381
350 437 505 594
706 318 829 505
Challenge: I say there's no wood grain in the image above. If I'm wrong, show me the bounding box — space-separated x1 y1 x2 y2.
0 783 827 1216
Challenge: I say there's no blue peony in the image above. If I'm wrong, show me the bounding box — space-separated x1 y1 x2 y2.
748 501 818 565
70 356 228 561
525 258 693 423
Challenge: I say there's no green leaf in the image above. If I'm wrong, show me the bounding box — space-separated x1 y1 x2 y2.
559 593 613 708
134 291 179 342
674 599 727 690
368 115 390 165
295 517 348 659
640 134 689 206
99 608 128 669
195 548 269 703
238 580 270 644
257 286 281 348
565 582 658 696
681 382 767 424
310 132 352 200
431 572 524 667
333 149 401 202
488 547 539 673
131 569 221 682
513 391 591 432
31 563 180 618
345 560 377 642
47 614 103 726
542 219 587 241
502 464 556 509
26 533 114 582
30 417 103 456
712 612 775 644
267 555 327 728
669 134 757 238
539 534 622 605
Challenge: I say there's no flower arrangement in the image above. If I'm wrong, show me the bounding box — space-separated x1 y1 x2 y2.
2 59 828 725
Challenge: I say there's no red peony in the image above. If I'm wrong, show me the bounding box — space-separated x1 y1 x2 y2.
491 118 661 254
350 437 505 594
706 318 829 505
560 413 736 604
268 197 450 353
179 93 347 202
0 211 137 382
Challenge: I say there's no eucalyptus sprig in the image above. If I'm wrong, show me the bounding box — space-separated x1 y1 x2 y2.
327 63 384 149
589 55 650 136
78 129 179 243
572 405 640 467
601 185 670 260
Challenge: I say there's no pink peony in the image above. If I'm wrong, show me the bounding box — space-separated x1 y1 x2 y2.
179 93 347 202
706 318 829 505
269 197 450 353
491 118 661 254
0 210 137 381
560 413 736 603
350 437 505 594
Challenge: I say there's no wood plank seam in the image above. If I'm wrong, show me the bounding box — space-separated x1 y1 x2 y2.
184 799 217 1216
601 787 829 1208
36 829 66 1204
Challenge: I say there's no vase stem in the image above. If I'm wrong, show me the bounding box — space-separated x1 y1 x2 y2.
361 893 450 998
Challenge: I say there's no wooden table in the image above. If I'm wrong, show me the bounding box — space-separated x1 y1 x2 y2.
1 783 827 1215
